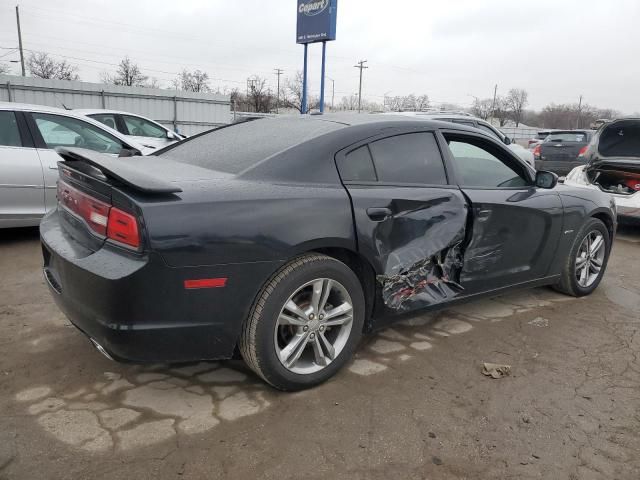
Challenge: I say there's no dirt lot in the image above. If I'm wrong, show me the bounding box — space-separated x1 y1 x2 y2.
1 224 640 480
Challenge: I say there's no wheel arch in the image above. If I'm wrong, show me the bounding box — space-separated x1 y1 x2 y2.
311 246 378 332
590 209 615 241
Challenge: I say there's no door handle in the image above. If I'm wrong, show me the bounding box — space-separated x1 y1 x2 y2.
477 209 492 221
367 207 392 221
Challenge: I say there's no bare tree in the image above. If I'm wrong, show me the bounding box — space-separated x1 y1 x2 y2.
384 94 430 112
246 75 275 113
26 52 79 80
470 97 494 120
176 69 211 92
283 71 319 113
101 57 148 86
0 63 11 75
493 97 510 127
505 88 529 126
145 77 161 89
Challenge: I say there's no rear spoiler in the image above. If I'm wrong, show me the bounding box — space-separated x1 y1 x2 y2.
56 147 182 194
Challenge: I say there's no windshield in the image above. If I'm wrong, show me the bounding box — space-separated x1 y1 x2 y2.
545 132 588 143
159 117 343 174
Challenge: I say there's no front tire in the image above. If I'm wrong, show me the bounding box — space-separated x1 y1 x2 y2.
239 253 365 391
554 218 611 297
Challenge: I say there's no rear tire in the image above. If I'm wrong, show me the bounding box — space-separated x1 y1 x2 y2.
239 253 365 391
554 218 611 297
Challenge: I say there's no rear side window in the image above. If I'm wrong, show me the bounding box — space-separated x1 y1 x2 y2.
89 113 119 131
0 111 22 147
368 133 447 185
122 115 166 138
337 145 376 182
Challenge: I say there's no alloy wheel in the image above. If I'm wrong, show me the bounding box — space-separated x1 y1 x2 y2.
274 278 354 374
575 230 606 288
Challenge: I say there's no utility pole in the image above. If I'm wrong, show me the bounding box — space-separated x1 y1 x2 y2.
15 5 25 76
354 60 368 113
576 94 583 129
329 77 335 110
274 68 283 114
490 84 498 120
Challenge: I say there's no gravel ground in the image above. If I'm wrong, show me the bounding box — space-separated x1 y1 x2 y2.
1 223 639 480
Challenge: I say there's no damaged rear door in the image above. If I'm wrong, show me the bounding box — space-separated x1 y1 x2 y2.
440 131 563 294
335 129 469 312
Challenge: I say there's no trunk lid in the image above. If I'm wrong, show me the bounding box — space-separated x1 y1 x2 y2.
54 147 225 253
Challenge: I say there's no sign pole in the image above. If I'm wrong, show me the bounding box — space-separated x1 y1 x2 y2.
302 43 308 114
319 41 327 113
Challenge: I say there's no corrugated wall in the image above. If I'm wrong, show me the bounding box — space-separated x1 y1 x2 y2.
0 75 231 136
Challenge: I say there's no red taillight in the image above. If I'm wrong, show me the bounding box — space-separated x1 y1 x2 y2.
58 181 110 235
58 180 141 249
578 146 588 157
533 145 541 157
107 207 140 248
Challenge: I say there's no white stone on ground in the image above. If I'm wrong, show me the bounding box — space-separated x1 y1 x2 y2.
218 392 262 421
15 386 52 402
39 410 112 452
410 341 433 351
368 338 405 354
99 408 141 430
348 359 388 376
117 419 175 450
27 397 66 415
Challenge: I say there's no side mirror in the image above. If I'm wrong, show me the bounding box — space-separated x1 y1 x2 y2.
503 136 512 145
166 130 178 140
118 147 142 157
535 170 558 189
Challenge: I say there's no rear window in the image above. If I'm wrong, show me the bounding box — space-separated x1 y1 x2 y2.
545 132 588 143
159 117 343 174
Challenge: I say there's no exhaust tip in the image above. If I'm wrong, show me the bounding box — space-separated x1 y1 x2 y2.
89 338 114 361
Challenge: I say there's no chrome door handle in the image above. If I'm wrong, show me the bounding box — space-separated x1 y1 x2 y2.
367 207 392 221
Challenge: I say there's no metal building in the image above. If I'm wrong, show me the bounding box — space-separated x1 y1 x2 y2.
0 74 230 136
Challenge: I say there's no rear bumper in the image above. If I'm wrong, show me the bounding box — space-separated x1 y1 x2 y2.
40 209 280 363
535 159 583 176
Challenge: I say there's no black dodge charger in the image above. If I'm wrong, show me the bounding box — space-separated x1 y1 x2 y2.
41 115 616 390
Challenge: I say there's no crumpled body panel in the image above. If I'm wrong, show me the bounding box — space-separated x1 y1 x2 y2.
377 238 464 310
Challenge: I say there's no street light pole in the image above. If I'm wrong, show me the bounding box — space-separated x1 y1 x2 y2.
354 60 368 113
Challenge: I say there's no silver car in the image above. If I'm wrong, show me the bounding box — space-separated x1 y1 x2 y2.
0 102 149 228
75 109 185 151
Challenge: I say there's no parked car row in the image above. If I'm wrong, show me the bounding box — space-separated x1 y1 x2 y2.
564 118 640 219
0 102 184 228
533 129 595 176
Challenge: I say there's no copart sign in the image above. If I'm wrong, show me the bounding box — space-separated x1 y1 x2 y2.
296 0 337 44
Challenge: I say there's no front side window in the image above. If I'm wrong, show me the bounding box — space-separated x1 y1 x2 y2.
122 115 166 138
446 135 529 188
89 113 119 132
0 111 22 147
368 133 447 185
32 113 124 154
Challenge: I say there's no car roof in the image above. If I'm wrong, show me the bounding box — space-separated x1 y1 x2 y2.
0 101 73 114
0 102 146 149
74 109 151 117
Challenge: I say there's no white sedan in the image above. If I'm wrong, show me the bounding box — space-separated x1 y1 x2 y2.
0 102 149 228
75 109 185 152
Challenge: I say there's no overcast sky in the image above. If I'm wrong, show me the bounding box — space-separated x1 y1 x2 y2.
1 0 638 113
